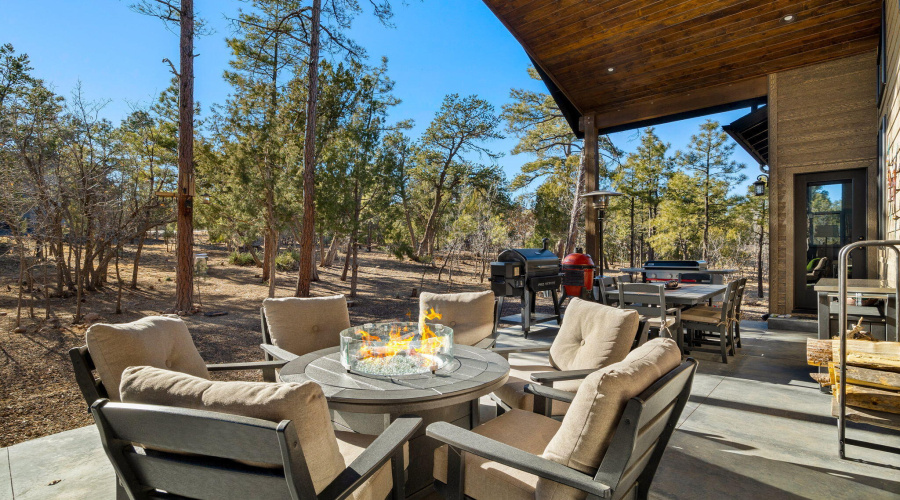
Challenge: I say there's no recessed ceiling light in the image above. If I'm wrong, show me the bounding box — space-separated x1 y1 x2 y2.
782 14 796 22
607 67 615 73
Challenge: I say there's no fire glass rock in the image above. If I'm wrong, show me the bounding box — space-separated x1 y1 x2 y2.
339 321 454 376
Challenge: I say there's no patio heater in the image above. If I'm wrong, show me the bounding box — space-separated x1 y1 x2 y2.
581 190 623 275
753 174 768 196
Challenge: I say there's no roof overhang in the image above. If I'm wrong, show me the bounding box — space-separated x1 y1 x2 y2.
485 1 881 135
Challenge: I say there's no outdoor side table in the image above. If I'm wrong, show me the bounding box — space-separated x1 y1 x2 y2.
279 344 510 496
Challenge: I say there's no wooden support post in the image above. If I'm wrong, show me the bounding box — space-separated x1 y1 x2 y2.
583 113 599 264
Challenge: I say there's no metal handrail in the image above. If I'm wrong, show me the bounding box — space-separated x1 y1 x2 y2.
836 240 900 459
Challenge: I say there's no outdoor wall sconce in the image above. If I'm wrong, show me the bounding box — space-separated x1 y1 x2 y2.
753 175 768 197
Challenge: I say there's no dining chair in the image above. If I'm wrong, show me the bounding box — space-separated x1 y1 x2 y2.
96 365 420 500
260 295 351 362
70 316 285 409
732 278 747 348
680 280 739 363
594 276 617 306
617 283 683 350
429 338 697 500
419 290 500 348
489 298 645 417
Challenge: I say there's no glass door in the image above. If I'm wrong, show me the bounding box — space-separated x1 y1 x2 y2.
794 170 867 311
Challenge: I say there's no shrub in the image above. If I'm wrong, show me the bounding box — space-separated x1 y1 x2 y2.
275 249 301 271
228 251 255 266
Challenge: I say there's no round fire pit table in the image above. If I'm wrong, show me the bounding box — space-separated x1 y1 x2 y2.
279 344 509 495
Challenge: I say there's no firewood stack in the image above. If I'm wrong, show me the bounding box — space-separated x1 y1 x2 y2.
807 333 900 426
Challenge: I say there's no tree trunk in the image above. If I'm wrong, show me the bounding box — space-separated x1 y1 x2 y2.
341 239 352 281
115 248 123 314
564 150 587 255
73 245 83 324
402 195 417 253
131 229 147 289
350 182 361 297
629 196 635 267
418 188 443 257
322 236 340 267
266 228 277 298
175 0 195 313
15 239 25 328
295 0 321 298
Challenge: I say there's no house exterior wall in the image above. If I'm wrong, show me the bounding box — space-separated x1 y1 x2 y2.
768 51 880 314
880 0 900 282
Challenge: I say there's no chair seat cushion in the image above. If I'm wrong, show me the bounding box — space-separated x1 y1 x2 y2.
120 366 347 495
681 306 724 323
419 291 495 346
262 295 350 356
86 316 209 401
538 338 682 499
492 356 577 416
434 409 561 500
645 316 677 328
335 431 409 500
549 299 639 372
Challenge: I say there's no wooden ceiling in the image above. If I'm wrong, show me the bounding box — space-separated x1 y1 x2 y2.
484 0 882 134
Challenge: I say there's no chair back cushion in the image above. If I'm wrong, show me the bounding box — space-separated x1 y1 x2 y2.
120 366 346 494
540 337 682 489
549 299 639 371
262 295 351 356
419 291 495 346
85 316 209 401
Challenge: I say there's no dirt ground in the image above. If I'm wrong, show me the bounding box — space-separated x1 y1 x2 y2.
0 239 768 447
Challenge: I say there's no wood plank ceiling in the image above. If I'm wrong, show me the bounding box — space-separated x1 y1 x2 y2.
483 0 882 134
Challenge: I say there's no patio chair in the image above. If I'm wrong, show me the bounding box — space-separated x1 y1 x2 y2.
419 290 500 349
429 338 697 500
95 365 421 500
807 256 829 283
490 298 646 417
69 316 285 408
259 295 351 362
732 278 747 349
617 283 683 351
594 276 617 306
680 279 739 363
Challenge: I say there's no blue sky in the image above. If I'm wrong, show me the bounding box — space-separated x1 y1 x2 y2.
1 0 760 193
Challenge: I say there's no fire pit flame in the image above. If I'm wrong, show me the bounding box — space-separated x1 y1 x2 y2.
340 319 454 376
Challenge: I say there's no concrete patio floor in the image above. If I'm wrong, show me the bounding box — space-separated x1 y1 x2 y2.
2 321 899 499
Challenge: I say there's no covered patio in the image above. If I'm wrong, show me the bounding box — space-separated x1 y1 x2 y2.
4 321 899 500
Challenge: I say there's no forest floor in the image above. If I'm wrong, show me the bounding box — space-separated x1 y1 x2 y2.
0 238 769 447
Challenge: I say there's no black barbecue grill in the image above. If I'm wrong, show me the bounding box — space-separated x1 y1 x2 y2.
490 238 562 337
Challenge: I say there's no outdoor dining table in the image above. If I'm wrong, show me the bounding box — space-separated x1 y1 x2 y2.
278 344 510 496
603 283 728 307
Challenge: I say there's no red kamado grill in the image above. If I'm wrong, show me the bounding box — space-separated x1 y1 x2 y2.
490 238 562 338
561 248 595 299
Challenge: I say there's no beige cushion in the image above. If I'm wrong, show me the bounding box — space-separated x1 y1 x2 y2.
86 316 209 401
335 431 409 500
120 366 347 495
434 409 561 500
537 338 682 500
492 357 576 416
419 291 495 346
646 316 677 328
263 295 350 356
549 299 639 371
